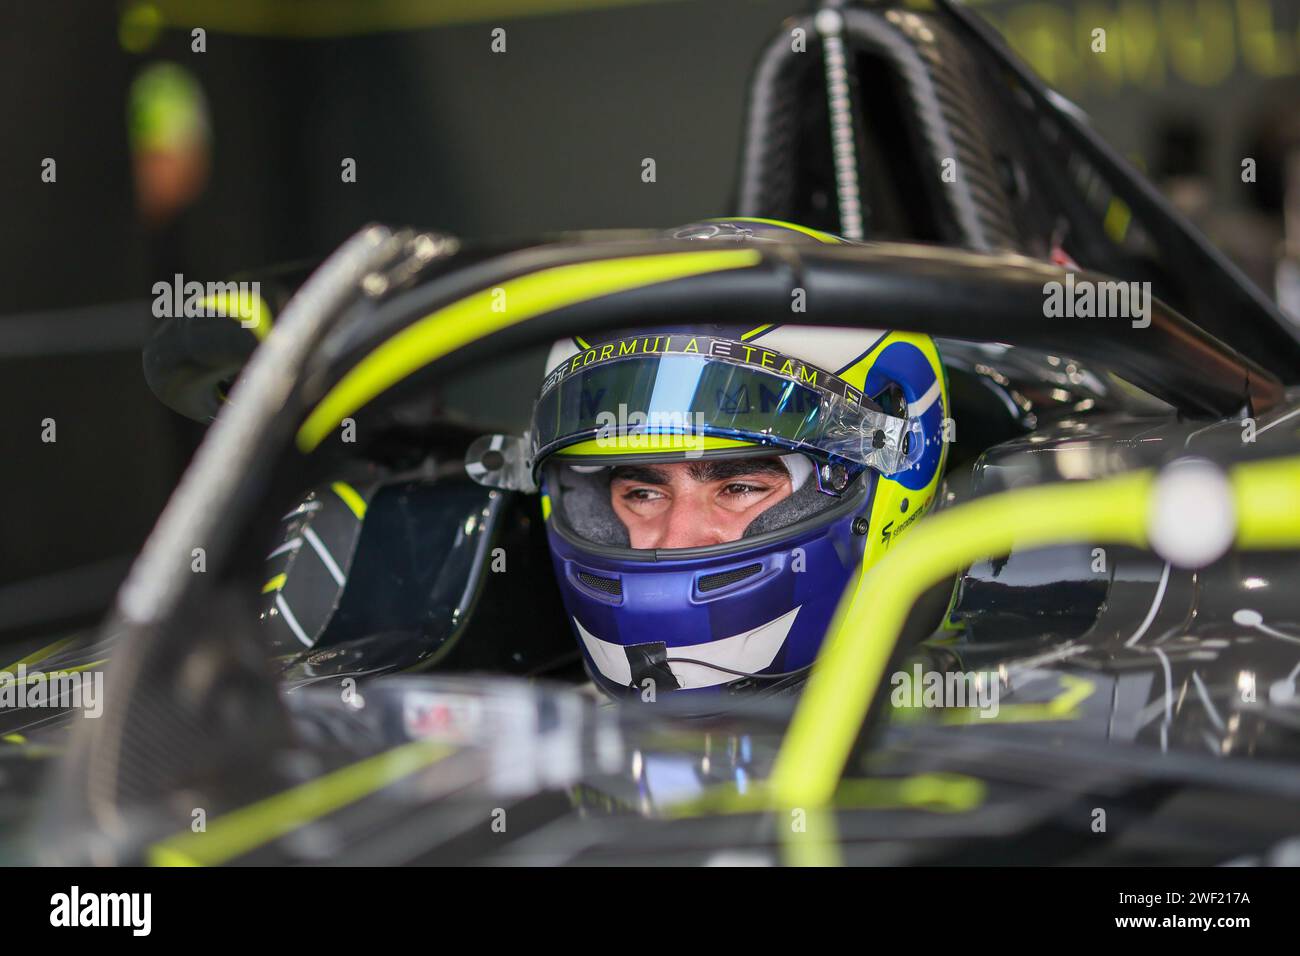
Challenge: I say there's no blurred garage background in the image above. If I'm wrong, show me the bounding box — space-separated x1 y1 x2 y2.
2 0 1299 646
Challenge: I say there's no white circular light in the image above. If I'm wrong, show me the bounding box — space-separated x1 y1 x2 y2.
1233 608 1263 628
815 9 843 34
1147 458 1235 568
1269 680 1296 705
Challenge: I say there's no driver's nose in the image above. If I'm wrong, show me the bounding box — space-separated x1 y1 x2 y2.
659 498 728 549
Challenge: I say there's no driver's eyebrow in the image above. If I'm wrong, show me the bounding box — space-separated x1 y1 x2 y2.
610 464 671 485
687 458 788 483
611 458 789 486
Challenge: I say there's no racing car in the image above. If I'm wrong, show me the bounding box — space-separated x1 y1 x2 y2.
4 0 1300 866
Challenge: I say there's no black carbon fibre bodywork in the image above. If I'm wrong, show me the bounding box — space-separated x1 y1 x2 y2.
4 1 1300 867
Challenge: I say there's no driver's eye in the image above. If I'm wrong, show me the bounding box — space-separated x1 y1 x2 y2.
620 486 664 502
721 483 763 496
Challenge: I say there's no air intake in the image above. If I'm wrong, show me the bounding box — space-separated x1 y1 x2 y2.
698 563 763 593
576 570 623 596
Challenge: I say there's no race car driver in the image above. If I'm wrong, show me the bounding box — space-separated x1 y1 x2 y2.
466 219 951 700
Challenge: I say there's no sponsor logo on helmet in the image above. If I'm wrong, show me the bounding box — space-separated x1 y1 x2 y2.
542 334 870 408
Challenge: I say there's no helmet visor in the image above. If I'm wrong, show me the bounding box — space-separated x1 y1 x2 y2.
531 335 917 476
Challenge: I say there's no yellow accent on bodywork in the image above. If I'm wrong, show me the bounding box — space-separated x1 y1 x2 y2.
1234 456 1300 546
780 807 842 867
772 453 1300 809
540 494 552 521
892 674 1096 725
772 470 1156 809
296 250 763 453
200 290 273 341
1104 197 1132 243
0 636 78 675
261 573 287 594
958 675 1094 725
330 481 367 520
0 662 108 685
149 739 455 866
664 772 986 819
709 217 843 244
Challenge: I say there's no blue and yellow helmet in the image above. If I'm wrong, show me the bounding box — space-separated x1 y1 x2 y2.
469 219 949 699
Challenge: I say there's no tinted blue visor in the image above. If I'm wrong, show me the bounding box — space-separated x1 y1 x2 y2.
549 351 813 435
466 342 920 493
532 351 916 472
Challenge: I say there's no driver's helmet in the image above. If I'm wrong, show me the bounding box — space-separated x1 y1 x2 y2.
468 219 949 699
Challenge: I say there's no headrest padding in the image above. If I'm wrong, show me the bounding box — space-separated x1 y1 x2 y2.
741 477 834 538
553 465 630 546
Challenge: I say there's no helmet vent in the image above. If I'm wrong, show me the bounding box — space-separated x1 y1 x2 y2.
576 570 623 596
697 563 763 593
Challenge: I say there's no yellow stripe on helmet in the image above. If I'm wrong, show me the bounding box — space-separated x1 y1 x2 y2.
844 332 949 577
550 435 755 457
